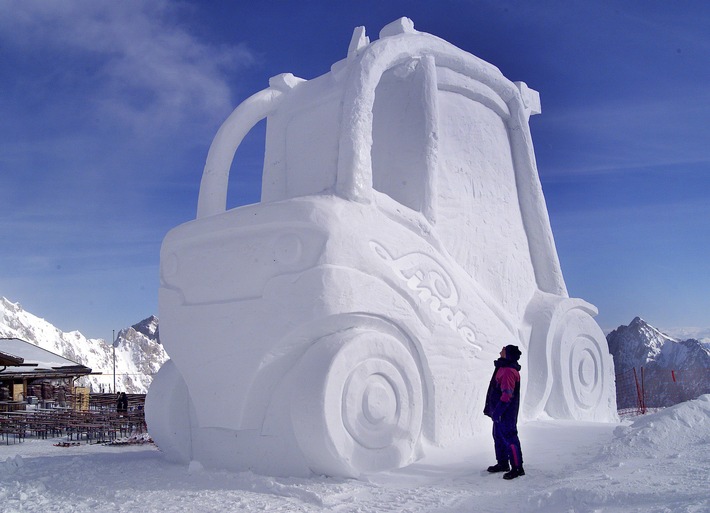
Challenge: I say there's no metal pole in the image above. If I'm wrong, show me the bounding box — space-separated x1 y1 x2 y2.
113 329 116 394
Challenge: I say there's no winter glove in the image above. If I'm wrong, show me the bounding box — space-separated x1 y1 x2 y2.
491 401 509 423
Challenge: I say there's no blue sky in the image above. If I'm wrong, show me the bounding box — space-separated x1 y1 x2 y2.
1 0 708 340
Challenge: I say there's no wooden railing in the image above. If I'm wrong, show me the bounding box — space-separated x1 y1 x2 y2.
0 394 147 445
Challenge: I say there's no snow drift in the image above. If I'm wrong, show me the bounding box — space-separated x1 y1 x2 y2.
2 397 709 512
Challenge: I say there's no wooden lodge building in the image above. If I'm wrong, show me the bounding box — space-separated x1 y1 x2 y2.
0 337 94 411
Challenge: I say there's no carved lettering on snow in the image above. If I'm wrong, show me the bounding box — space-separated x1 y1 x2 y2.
370 241 480 349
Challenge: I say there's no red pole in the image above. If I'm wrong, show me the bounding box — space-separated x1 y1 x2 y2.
633 368 644 414
640 367 646 414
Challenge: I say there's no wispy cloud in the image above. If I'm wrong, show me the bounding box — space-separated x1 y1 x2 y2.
661 326 710 343
0 0 254 137
0 0 256 256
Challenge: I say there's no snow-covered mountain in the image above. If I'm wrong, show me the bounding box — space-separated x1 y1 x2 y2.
607 317 710 408
607 317 710 371
0 297 168 393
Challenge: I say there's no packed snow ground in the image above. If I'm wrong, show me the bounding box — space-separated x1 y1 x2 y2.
2 396 709 513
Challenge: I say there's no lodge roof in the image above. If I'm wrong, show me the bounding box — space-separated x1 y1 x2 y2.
0 338 93 379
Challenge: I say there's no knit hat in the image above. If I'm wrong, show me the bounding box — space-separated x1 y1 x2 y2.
505 344 522 362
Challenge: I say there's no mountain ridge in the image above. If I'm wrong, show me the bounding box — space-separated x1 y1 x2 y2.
0 297 167 393
607 316 710 372
607 316 710 408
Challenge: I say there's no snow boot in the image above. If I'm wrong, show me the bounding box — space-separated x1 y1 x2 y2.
487 462 510 473
503 466 525 480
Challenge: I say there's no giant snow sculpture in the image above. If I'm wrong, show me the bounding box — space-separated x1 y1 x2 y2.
146 18 617 478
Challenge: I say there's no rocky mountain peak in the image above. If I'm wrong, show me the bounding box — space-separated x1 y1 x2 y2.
607 317 710 372
131 315 160 343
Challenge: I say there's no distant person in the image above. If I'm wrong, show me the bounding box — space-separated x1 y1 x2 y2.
483 344 525 480
117 392 128 413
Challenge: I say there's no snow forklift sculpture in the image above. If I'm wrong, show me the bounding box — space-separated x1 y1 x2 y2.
146 18 617 478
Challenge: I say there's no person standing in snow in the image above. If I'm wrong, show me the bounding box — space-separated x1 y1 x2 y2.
483 344 525 479
116 392 128 414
